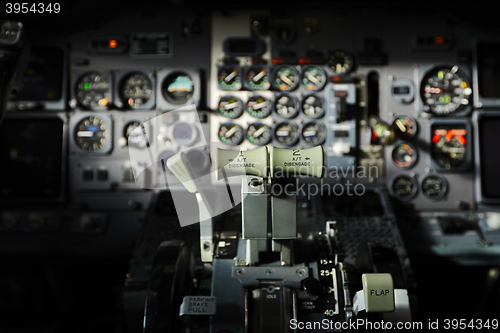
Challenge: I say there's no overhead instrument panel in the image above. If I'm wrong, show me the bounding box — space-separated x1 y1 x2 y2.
115 70 155 110
419 65 472 116
73 71 112 110
430 119 471 171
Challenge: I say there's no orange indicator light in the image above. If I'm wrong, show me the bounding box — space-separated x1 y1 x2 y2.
109 40 118 48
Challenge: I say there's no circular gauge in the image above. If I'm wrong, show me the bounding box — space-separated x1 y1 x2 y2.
301 94 325 118
218 96 244 119
274 122 299 146
431 124 469 170
123 121 146 148
120 72 153 109
327 50 353 75
246 66 270 90
420 65 472 115
246 95 271 118
273 66 299 91
390 174 418 201
218 67 242 90
162 72 194 104
274 93 299 119
301 66 326 91
421 174 447 200
301 121 326 146
391 143 417 168
76 72 112 109
247 123 272 146
392 115 417 139
171 121 198 146
75 116 111 152
218 123 244 145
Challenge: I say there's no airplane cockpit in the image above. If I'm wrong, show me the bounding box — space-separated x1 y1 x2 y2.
1 1 500 332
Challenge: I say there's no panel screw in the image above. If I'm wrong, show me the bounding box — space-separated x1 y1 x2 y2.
296 269 306 277
236 268 245 276
266 269 275 276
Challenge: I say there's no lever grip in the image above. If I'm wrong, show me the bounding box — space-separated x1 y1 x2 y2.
269 146 324 178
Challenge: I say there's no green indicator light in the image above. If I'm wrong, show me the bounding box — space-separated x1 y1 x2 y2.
438 71 444 80
439 94 451 104
84 83 91 91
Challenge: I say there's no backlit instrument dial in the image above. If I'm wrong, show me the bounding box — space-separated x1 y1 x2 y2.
431 124 469 169
327 50 353 75
246 66 270 90
246 123 271 146
120 73 153 109
301 121 326 145
390 175 418 201
301 66 326 91
75 116 111 152
391 142 417 168
273 66 299 91
274 122 299 146
218 66 242 90
218 96 244 119
218 123 244 145
421 174 447 200
301 94 325 118
274 93 298 119
162 72 194 104
123 121 146 148
420 65 472 115
76 72 111 109
246 95 271 118
392 115 417 139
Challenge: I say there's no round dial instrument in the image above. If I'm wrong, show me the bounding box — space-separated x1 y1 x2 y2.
218 123 244 145
162 72 194 104
421 174 447 200
420 65 472 115
301 121 326 145
274 122 299 146
431 124 468 169
76 72 111 109
246 95 271 118
218 67 242 90
301 94 325 118
273 66 299 91
274 93 298 119
75 116 111 152
391 143 417 168
120 72 153 109
327 50 353 75
218 96 244 119
392 115 417 139
247 123 272 146
123 121 146 148
246 66 270 90
390 175 418 201
301 66 326 91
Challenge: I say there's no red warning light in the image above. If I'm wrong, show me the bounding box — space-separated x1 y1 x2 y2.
434 36 445 46
109 40 118 49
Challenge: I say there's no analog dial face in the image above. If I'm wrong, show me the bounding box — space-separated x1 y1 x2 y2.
391 143 417 168
123 121 146 148
246 66 270 90
163 73 194 103
301 66 326 91
218 96 244 118
301 94 325 118
274 122 299 146
218 67 242 90
391 175 418 201
301 121 326 145
420 66 472 115
246 123 271 146
421 174 447 200
273 66 299 91
274 93 298 119
75 116 111 152
76 72 111 109
393 115 417 139
246 95 271 118
327 50 353 75
120 73 153 109
431 124 468 169
218 123 244 145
